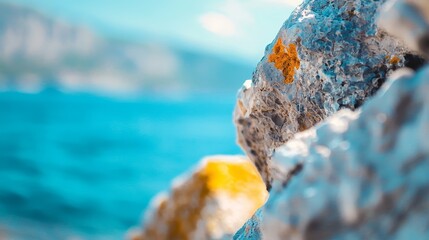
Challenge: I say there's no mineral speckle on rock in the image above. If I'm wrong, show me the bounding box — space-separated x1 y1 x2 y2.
131 156 268 240
234 0 411 187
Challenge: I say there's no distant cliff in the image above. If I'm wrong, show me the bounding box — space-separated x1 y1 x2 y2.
0 3 253 95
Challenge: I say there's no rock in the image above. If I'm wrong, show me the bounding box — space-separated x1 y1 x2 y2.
235 64 429 239
234 0 411 188
378 0 429 55
132 156 268 240
233 209 263 240
234 0 429 238
261 64 429 239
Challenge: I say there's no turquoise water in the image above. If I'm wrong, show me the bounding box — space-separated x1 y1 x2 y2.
0 91 241 239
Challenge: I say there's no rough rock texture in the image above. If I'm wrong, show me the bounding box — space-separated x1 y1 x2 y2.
234 0 411 187
234 1 429 238
261 65 429 239
235 66 429 239
131 156 268 240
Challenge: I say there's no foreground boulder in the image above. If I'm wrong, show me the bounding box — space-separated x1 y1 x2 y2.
261 64 429 239
131 156 268 240
234 0 411 187
234 0 429 238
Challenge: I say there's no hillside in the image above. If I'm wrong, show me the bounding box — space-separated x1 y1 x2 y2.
0 2 254 95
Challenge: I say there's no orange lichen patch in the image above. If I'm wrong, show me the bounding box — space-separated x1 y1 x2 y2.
269 38 300 84
389 55 400 65
140 156 268 240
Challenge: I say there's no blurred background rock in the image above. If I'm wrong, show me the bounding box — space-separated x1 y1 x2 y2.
0 0 299 239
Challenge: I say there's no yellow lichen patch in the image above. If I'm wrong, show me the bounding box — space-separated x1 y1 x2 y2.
139 156 268 240
389 55 400 65
202 158 267 204
268 38 300 84
200 157 268 237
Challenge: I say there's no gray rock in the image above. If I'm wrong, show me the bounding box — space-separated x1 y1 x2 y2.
234 0 410 187
234 0 429 239
262 64 429 239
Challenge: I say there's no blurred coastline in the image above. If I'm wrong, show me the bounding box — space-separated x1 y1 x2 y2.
0 2 254 96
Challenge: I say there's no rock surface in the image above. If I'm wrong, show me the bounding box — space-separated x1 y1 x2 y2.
233 209 263 240
132 156 268 240
234 0 429 239
261 64 429 239
378 0 429 54
235 66 429 240
234 0 411 187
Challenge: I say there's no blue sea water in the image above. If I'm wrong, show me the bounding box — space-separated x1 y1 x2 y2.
0 91 241 239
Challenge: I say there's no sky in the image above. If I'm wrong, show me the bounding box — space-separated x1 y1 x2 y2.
4 0 300 65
